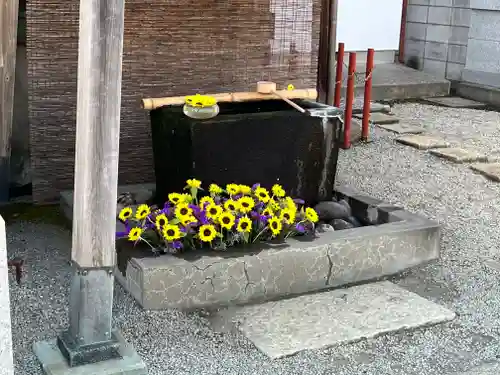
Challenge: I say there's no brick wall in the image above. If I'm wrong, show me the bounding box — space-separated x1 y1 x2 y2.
27 0 321 203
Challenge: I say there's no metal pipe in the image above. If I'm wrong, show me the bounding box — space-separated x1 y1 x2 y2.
343 52 356 149
362 48 374 141
333 42 344 108
398 0 408 63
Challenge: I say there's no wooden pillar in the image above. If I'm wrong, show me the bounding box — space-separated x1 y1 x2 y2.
33 0 147 372
327 0 338 106
0 0 19 202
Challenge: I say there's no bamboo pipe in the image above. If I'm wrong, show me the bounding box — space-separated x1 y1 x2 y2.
141 87 317 110
256 81 306 113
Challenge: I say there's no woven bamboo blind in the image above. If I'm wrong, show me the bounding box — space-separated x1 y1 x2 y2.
27 0 321 203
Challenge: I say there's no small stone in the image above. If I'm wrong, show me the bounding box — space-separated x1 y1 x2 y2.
316 224 335 233
314 201 351 221
396 135 450 150
330 219 355 230
345 216 362 227
365 206 379 225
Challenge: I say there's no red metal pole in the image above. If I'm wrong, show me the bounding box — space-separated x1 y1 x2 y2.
398 0 408 63
362 48 374 141
333 42 345 107
343 52 356 149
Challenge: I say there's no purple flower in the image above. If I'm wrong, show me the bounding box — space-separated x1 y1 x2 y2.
255 202 265 210
162 203 173 216
295 223 306 233
197 210 210 225
172 241 183 250
293 198 305 205
252 183 260 191
234 193 243 200
116 223 131 238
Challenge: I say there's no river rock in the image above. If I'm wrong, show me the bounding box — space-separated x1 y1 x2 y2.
330 219 355 230
316 223 335 233
345 216 362 227
365 206 379 225
337 199 352 216
314 201 351 221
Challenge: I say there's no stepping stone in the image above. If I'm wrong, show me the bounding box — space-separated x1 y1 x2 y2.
456 361 500 375
470 163 500 182
211 281 455 359
423 96 486 109
354 112 399 124
429 148 487 163
396 135 450 150
378 124 424 134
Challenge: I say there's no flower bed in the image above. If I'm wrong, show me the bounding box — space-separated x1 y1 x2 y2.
116 179 319 254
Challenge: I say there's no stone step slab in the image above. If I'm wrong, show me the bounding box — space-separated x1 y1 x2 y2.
430 148 488 163
454 362 500 375
378 124 425 134
354 112 399 124
396 135 450 150
470 163 500 182
211 281 455 359
422 96 486 109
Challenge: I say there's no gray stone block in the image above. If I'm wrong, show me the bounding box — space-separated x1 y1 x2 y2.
451 7 471 27
447 44 467 64
425 41 449 61
426 24 452 42
423 58 448 77
406 22 428 41
431 0 453 5
410 0 430 4
454 0 470 7
469 9 500 39
115 188 441 310
450 25 470 45
446 62 465 80
427 6 452 25
407 5 430 23
462 69 500 89
455 81 500 105
471 0 500 10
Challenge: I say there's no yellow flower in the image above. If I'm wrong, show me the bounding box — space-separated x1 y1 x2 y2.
268 199 280 211
305 207 319 223
128 227 142 242
272 184 286 198
198 224 217 242
175 203 193 219
285 196 297 211
238 196 255 213
224 199 240 212
268 217 282 236
209 184 223 196
262 207 274 217
181 215 197 226
218 211 235 230
162 224 181 241
205 203 222 220
237 216 252 233
118 207 133 221
254 187 270 203
155 213 168 231
199 196 215 208
136 204 151 220
168 193 183 204
239 184 252 195
186 178 201 189
280 208 296 225
226 183 240 196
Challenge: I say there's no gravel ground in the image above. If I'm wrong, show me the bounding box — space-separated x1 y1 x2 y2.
7 102 500 375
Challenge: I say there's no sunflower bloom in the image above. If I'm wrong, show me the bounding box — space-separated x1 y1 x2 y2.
135 204 151 220
155 213 168 231
218 211 235 230
198 224 217 242
268 217 282 236
205 203 222 220
272 184 286 198
128 227 143 242
226 183 240 196
239 185 252 195
285 196 297 212
168 193 183 204
254 187 270 203
186 178 201 189
175 203 193 220
268 199 280 211
224 199 240 212
199 196 215 208
262 207 274 217
280 208 296 225
118 207 133 221
181 215 197 226
305 207 319 223
209 184 223 196
237 216 252 233
163 224 182 241
238 196 255 213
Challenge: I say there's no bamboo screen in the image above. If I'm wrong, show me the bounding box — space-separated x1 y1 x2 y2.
27 0 321 202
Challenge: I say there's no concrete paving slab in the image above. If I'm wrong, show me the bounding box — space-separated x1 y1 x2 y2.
423 96 486 108
354 112 400 124
429 148 488 163
215 281 455 359
396 135 450 150
470 163 500 182
378 124 425 134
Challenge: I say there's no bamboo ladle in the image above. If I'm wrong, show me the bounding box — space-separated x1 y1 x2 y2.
256 81 307 114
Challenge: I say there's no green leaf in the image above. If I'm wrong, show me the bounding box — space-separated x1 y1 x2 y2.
243 232 250 243
190 187 198 198
170 218 180 224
